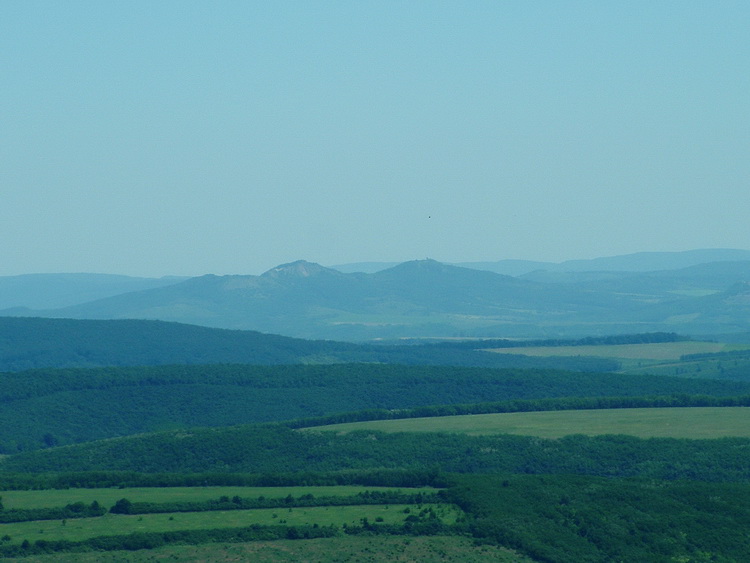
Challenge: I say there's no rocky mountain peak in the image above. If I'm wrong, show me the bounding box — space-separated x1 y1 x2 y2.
261 260 339 279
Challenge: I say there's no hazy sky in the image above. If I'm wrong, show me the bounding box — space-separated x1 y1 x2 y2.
3 1 749 277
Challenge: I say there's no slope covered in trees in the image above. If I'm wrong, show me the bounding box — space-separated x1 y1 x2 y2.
0 316 621 372
5 424 750 483
2 363 748 452
446 473 750 562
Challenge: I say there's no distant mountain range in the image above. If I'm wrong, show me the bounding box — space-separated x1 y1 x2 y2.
0 273 187 310
333 249 750 276
3 249 750 340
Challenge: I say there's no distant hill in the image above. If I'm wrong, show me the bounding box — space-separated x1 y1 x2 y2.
521 261 750 295
549 249 750 273
634 281 750 334
22 262 750 339
329 261 402 273
0 273 186 310
0 316 629 373
0 317 352 371
333 249 750 276
13 260 583 338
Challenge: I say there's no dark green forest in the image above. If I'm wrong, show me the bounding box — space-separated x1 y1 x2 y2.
2 363 748 452
5 424 750 482
446 474 750 562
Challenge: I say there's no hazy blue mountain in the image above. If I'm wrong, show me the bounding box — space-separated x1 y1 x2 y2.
332 249 750 277
29 260 604 339
330 259 553 275
522 261 750 296
550 249 750 273
329 261 402 273
451 259 553 276
0 273 186 310
632 281 750 334
8 253 750 340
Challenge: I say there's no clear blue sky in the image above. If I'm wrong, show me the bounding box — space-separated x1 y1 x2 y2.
2 1 749 276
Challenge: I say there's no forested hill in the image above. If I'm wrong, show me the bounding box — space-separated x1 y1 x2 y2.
1 363 748 453
0 316 621 372
7 422 750 480
0 317 350 371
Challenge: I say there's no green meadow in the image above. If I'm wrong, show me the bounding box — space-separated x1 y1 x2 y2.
483 340 750 377
0 504 456 546
0 485 436 511
308 406 750 439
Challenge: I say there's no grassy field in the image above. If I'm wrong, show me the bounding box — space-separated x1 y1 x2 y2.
308 407 750 439
0 504 457 546
625 355 750 379
1 535 533 562
0 486 437 511
483 340 750 377
483 341 731 360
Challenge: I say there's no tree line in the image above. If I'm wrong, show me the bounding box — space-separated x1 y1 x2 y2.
287 393 750 429
0 500 105 523
109 490 441 515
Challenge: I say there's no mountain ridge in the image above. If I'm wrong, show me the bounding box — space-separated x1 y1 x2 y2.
333 249 750 276
4 249 750 340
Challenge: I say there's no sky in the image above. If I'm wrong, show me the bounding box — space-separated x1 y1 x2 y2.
2 1 749 277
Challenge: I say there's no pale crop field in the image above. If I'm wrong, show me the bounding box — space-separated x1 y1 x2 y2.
310 407 750 439
483 341 730 360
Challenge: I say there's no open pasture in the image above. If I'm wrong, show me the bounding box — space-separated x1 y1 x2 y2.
0 503 455 545
0 485 435 511
310 407 750 439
